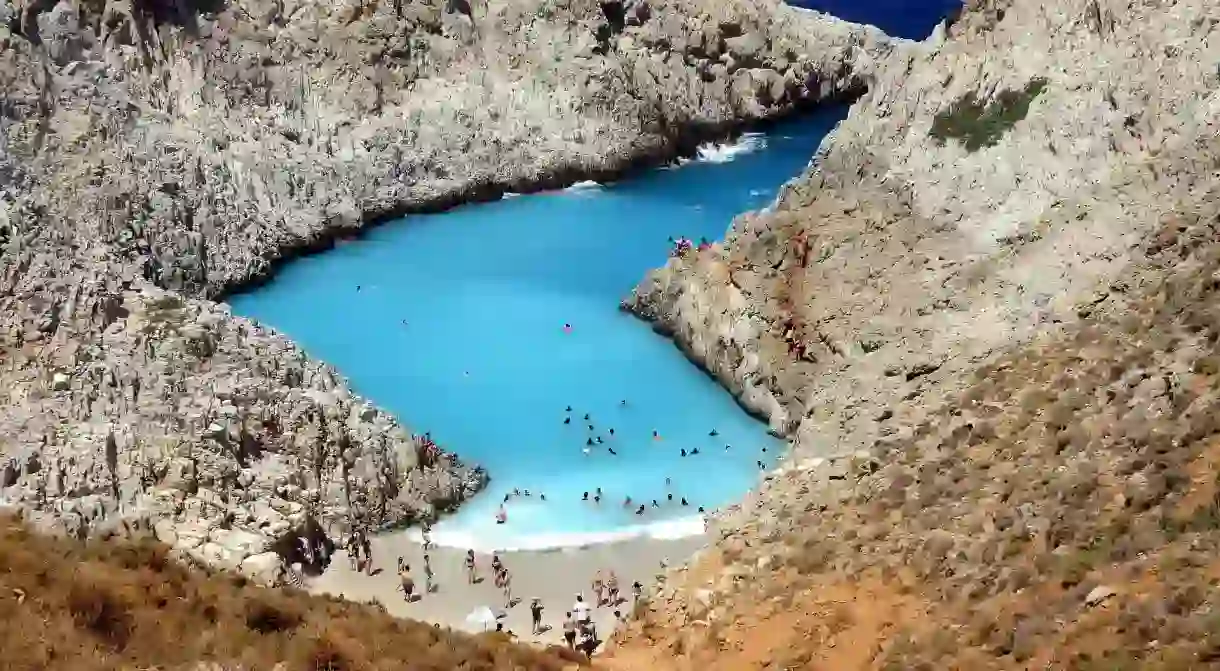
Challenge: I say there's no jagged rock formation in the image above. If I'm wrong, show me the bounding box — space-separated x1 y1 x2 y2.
0 0 895 579
610 0 1220 667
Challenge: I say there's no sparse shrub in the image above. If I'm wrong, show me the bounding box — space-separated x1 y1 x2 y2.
930 78 1048 151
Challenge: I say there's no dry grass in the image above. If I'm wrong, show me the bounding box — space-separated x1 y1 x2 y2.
0 516 586 670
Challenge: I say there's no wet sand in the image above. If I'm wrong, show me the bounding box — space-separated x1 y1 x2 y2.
306 529 707 648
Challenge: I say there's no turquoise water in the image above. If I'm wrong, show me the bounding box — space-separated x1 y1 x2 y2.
229 105 848 550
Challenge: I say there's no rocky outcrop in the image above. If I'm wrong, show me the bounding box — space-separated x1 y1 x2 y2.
612 0 1220 666
625 0 1220 456
0 0 896 577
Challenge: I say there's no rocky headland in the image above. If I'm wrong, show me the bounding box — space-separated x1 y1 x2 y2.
0 0 897 584
609 0 1220 667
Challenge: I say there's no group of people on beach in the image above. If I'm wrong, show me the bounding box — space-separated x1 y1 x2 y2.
396 525 436 602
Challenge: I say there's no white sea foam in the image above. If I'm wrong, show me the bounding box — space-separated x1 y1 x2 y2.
502 192 522 199
406 514 707 553
563 180 603 193
683 133 767 165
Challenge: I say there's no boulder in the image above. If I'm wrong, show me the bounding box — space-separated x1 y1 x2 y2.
240 552 285 587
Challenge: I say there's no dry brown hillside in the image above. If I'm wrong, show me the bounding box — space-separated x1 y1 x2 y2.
0 515 585 670
605 193 1220 667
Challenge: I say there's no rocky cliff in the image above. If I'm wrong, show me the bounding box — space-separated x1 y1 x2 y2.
0 0 895 580
610 0 1220 667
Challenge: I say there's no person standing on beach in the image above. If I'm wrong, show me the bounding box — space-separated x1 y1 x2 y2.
529 598 544 634
632 581 643 605
422 524 433 553
591 571 605 606
606 571 620 606
400 563 415 601
465 550 477 584
562 612 577 649
423 553 435 594
361 530 374 575
572 594 591 625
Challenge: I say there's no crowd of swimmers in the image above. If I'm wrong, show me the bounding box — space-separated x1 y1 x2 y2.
485 405 771 527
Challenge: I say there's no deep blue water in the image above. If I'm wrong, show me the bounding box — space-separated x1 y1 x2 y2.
230 106 849 550
786 0 961 39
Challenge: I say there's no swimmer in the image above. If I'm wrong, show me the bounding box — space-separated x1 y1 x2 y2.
584 413 590 421
608 447 618 455
691 447 700 455
636 505 645 515
596 436 603 444
564 417 571 425
667 493 673 502
566 405 573 412
698 506 705 513
496 505 507 524
762 447 768 453
582 447 591 455
652 430 660 440
503 493 510 503
725 444 731 451
540 493 547 501
596 487 603 497
587 438 594 446
665 477 672 486
357 285 362 291
651 499 659 508
620 399 627 406
757 460 765 469
524 490 531 496
681 497 689 506
513 488 521 496
593 494 601 504
680 448 687 457
609 428 615 436
623 496 632 508
588 424 594 431
709 429 718 437
583 491 589 501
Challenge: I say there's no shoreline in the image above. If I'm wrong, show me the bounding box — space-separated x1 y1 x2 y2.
306 526 708 650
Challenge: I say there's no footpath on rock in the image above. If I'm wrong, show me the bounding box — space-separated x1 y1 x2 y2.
0 0 898 582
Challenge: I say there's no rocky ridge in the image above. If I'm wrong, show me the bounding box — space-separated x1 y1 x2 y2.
0 0 897 581
610 0 1220 667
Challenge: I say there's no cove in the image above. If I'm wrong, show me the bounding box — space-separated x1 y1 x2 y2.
229 105 848 551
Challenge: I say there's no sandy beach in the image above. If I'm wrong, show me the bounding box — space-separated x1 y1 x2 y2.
306 528 707 649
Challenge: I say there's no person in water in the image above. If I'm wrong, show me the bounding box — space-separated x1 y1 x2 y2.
566 405 573 412
651 499 659 508
496 505 507 524
652 430 660 440
586 438 594 446
636 505 645 515
465 550 477 584
608 447 617 455
623 496 632 508
609 428 615 436
691 447 700 455
667 493 673 502
680 497 689 506
582 491 589 501
709 429 718 437
584 413 590 421
596 436 603 444
680 448 687 457
593 494 601 504
564 417 571 425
